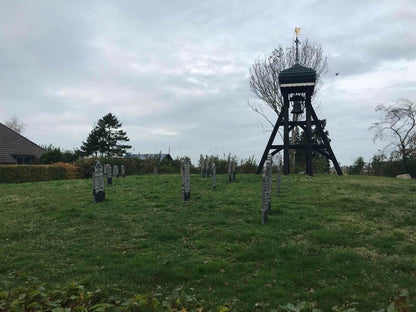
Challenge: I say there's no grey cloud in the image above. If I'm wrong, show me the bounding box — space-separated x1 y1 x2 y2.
1 0 415 165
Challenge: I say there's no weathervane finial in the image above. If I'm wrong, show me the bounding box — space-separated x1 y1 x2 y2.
294 27 301 64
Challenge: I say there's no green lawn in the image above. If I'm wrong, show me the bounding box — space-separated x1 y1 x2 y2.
0 174 415 311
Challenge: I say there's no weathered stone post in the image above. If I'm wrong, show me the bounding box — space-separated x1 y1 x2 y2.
113 165 119 178
121 165 125 177
205 155 210 178
228 154 232 183
182 157 191 201
103 163 107 177
266 155 272 213
93 160 105 203
276 154 283 197
212 163 216 190
200 154 205 178
232 158 236 182
261 154 272 224
107 164 112 185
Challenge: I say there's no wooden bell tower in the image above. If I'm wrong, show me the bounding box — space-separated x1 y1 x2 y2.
257 29 342 176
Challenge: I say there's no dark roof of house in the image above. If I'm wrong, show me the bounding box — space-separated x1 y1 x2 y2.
124 153 173 161
0 122 45 164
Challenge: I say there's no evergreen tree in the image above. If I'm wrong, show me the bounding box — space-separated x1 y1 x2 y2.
39 145 82 163
80 113 131 157
348 156 365 175
80 127 101 156
294 121 330 173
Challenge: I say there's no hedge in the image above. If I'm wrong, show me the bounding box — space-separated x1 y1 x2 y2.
73 157 181 178
74 157 143 179
0 164 76 184
372 159 416 178
0 156 262 184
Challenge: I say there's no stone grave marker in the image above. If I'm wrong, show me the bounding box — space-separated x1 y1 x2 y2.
205 155 210 177
266 155 272 213
276 154 282 197
182 157 191 201
212 162 216 190
121 165 125 177
200 154 205 178
227 154 232 183
261 154 272 224
232 158 236 181
92 160 105 203
107 164 112 185
103 163 107 177
153 167 158 175
113 165 119 178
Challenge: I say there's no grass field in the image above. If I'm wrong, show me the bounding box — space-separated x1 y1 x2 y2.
0 173 415 311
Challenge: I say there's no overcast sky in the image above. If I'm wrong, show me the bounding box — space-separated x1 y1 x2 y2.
1 0 415 166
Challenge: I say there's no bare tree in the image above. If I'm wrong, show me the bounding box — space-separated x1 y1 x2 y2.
249 39 328 128
4 115 26 134
370 98 416 164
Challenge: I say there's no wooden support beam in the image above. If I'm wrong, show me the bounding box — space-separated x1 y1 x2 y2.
305 91 313 176
256 87 342 176
309 105 343 175
283 93 290 175
256 106 284 174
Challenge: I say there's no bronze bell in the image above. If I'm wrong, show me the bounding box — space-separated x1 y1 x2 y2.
290 95 304 115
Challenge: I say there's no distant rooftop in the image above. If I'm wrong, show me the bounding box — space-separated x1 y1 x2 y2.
124 153 173 162
0 122 45 164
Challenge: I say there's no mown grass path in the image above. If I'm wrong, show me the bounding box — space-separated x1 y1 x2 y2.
1 174 415 310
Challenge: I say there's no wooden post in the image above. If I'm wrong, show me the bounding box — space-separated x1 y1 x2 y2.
305 91 313 176
283 92 290 175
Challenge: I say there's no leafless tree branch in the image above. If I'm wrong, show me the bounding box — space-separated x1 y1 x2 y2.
370 98 416 163
4 115 26 134
249 39 328 126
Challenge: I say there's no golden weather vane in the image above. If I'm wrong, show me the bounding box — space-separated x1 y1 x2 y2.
294 27 301 63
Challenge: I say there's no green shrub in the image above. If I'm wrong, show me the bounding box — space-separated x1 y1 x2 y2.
0 281 411 312
210 156 228 174
0 165 66 183
73 157 99 179
371 157 416 178
239 156 257 174
139 156 161 174
129 155 181 174
39 145 82 164
348 156 365 175
73 157 142 178
0 281 203 312
55 162 80 179
115 158 142 175
39 147 67 164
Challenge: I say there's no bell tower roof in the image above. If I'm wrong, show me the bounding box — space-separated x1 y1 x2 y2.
279 27 316 90
278 63 316 85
